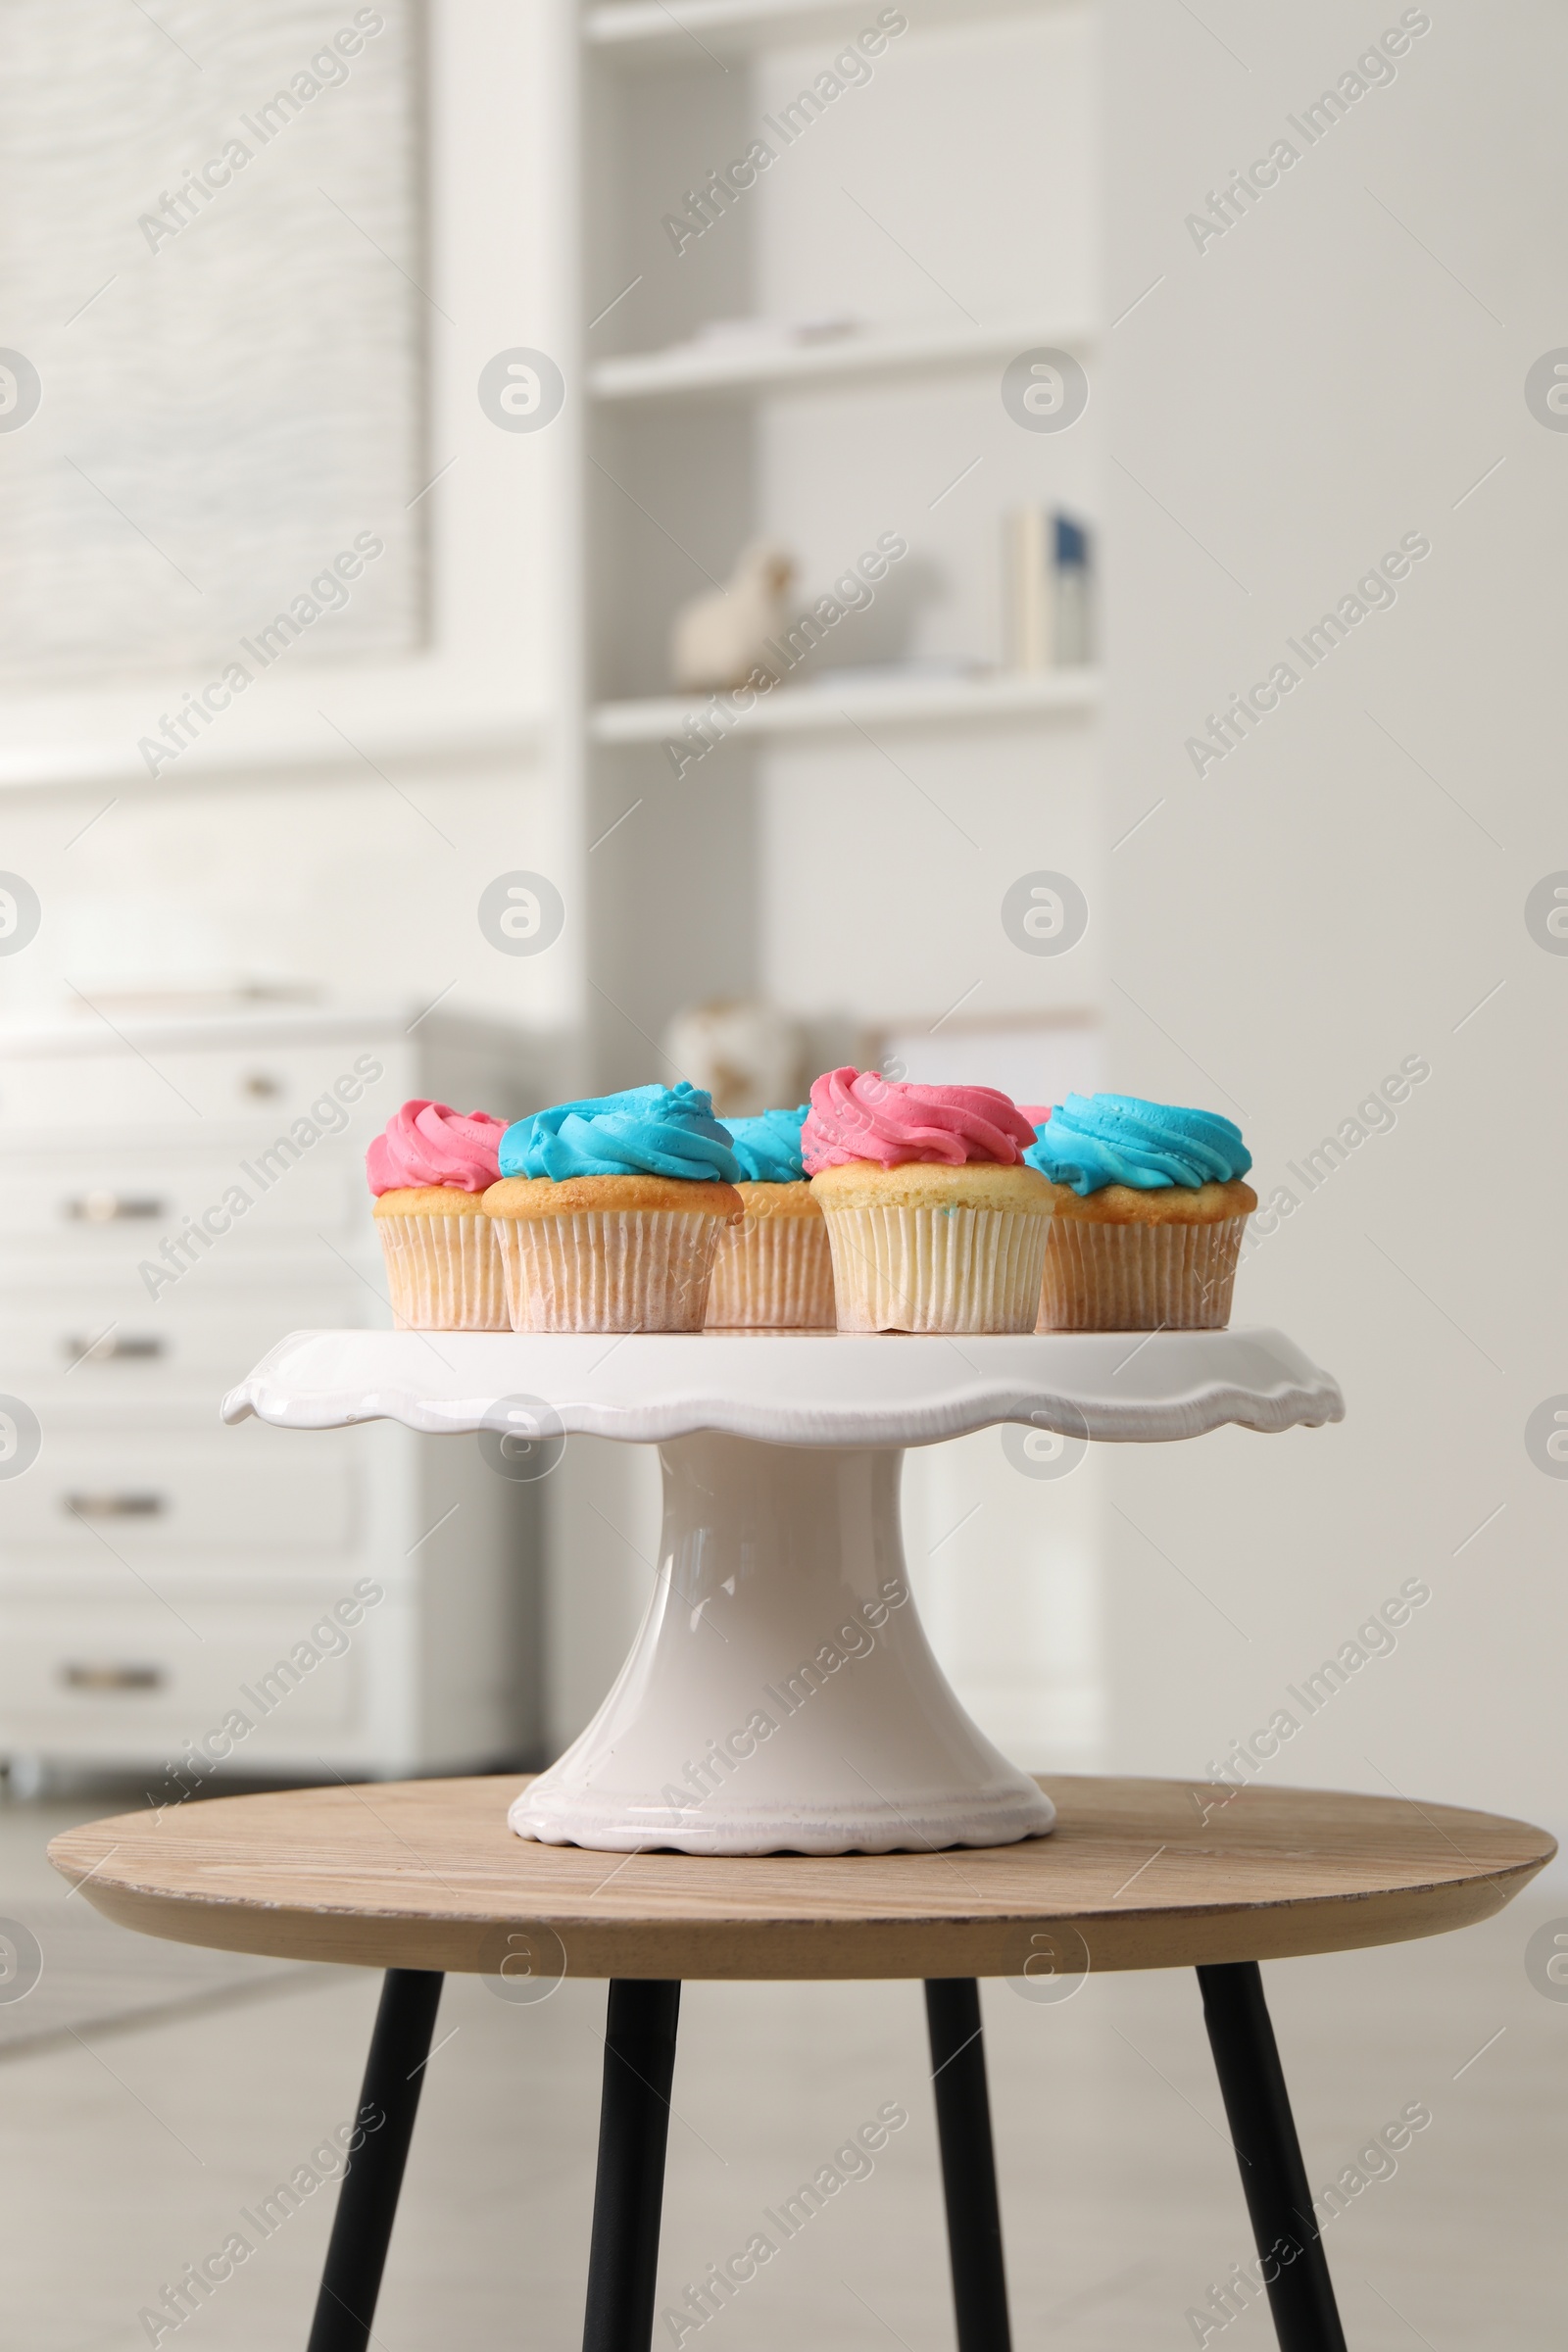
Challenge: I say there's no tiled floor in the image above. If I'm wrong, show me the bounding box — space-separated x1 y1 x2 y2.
6 1789 1565 2351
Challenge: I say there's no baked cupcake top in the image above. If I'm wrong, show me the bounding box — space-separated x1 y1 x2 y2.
367 1101 506 1196
499 1083 742 1183
802 1068 1037 1172
725 1104 808 1183
1020 1093 1250 1196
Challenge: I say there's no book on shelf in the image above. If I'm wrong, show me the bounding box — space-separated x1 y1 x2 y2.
1004 508 1094 672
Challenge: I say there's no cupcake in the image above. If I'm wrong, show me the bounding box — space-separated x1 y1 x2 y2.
705 1105 835 1330
368 1102 509 1330
484 1084 743 1332
802 1069 1052 1333
1020 1094 1255 1331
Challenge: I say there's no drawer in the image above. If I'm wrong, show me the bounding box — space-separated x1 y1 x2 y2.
0 1142 367 1254
0 1431 356 1553
0 1043 399 1134
0 1592 371 1746
2 1283 371 1397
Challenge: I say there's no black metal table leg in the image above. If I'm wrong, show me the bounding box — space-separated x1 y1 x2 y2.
306 1967 444 2352
925 1979 1013 2352
582 1979 682 2352
1197 1962 1348 2352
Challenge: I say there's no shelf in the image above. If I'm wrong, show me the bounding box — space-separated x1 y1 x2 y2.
585 0 1068 65
592 666 1101 745
589 317 1093 404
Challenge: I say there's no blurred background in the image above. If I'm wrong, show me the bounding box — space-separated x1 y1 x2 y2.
0 1 1563 2344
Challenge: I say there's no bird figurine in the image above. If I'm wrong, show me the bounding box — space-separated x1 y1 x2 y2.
670 540 796 693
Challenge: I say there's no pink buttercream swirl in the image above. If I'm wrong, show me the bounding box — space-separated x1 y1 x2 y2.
802 1068 1038 1172
367 1100 507 1196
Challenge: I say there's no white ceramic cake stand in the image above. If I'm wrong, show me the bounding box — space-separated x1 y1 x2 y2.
222 1330 1343 1856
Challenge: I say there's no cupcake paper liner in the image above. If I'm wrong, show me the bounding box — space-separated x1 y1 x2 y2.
1038 1216 1248 1331
376 1213 509 1332
706 1213 837 1329
819 1203 1050 1334
494 1208 727 1333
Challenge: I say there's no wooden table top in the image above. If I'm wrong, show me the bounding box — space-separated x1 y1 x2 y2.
47 1776 1553 1981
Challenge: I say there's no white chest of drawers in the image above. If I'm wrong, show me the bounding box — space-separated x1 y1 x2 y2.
0 1002 554 1794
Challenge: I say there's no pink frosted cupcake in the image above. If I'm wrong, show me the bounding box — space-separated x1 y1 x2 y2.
368 1101 509 1330
802 1069 1053 1333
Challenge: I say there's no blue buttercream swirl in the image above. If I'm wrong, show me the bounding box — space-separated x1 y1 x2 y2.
723 1104 808 1183
1024 1093 1251 1197
499 1083 742 1183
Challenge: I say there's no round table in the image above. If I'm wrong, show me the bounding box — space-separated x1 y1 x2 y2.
50 1775 1553 2352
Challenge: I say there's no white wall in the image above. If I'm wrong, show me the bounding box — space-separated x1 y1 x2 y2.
1102 0 1565 1856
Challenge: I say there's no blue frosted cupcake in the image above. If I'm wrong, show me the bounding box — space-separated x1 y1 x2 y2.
1020 1094 1255 1330
483 1084 742 1331
705 1106 835 1329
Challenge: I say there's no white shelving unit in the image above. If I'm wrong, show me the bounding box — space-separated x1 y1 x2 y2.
0 1 1110 1778
555 0 1106 1771
571 0 1102 1068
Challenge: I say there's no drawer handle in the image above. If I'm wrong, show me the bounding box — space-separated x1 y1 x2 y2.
59 1662 166 1693
64 1333 166 1364
242 1072 282 1099
64 1192 166 1224
65 1492 167 1520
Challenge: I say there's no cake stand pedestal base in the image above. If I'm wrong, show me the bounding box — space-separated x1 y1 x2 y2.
510 1433 1055 1856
